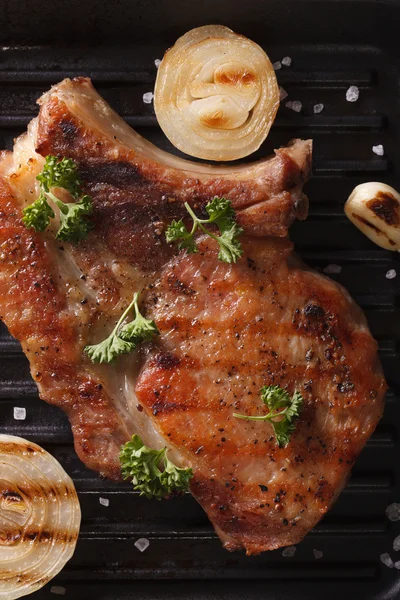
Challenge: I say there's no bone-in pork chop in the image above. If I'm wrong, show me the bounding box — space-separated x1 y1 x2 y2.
0 78 386 554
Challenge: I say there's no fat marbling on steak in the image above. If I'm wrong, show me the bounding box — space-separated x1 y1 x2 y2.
0 78 386 554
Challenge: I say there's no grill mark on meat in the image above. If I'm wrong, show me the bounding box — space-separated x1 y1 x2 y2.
144 353 367 401
152 399 184 415
79 160 144 188
154 310 362 370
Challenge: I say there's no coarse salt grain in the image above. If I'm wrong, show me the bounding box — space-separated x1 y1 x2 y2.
386 502 400 521
13 407 26 420
279 87 288 101
282 545 296 557
273 61 282 71
154 59 161 68
372 144 384 156
313 103 324 114
323 264 342 275
393 534 400 551
386 269 397 280
346 85 359 102
135 537 150 553
99 497 109 507
313 549 323 560
143 92 154 104
286 100 302 113
50 587 66 596
395 561 400 570
380 553 394 568
282 56 292 67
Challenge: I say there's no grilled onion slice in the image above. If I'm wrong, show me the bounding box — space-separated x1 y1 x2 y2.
154 25 279 161
0 435 81 599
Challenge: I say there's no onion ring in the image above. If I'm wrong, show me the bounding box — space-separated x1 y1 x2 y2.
0 435 81 599
154 25 279 161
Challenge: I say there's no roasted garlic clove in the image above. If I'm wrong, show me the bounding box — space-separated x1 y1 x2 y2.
345 182 400 250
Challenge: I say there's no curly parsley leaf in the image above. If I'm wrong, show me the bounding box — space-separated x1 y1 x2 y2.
216 222 244 263
165 197 243 263
120 434 193 500
22 155 93 242
233 385 304 448
205 196 236 229
119 293 159 343
85 333 136 365
84 292 158 364
56 194 93 242
36 155 81 197
165 219 198 254
22 194 55 232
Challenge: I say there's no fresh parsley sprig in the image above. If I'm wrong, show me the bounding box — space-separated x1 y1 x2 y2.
120 434 193 500
22 155 93 242
22 195 55 232
233 385 304 448
84 292 159 364
36 155 81 196
165 197 243 263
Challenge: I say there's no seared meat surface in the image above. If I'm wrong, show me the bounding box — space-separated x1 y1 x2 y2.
137 237 385 552
0 78 386 554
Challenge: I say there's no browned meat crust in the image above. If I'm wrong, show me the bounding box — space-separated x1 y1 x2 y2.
136 236 386 553
0 171 129 479
0 78 386 554
36 78 311 270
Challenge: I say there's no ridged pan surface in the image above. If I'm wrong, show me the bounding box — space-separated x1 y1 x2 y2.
0 0 399 598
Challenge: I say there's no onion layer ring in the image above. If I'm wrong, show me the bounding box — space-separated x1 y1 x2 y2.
0 435 81 599
154 25 280 161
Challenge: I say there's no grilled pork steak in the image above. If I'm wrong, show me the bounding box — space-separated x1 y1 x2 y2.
0 78 386 554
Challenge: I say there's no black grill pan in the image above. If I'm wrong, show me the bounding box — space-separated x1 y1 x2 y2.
1 0 400 598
